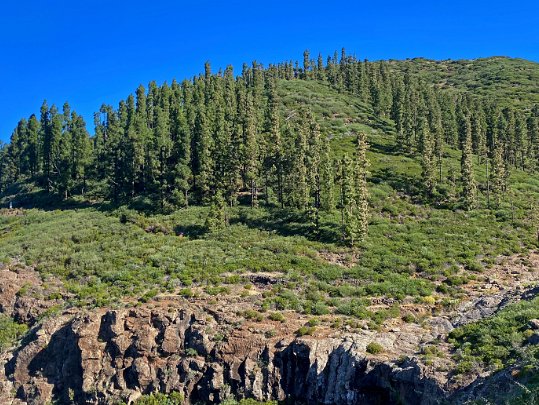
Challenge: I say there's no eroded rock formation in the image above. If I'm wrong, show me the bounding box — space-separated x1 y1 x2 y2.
1 305 446 405
1 254 539 405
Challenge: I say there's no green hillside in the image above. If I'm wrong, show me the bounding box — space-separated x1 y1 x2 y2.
389 56 539 106
1 53 539 393
1 74 538 317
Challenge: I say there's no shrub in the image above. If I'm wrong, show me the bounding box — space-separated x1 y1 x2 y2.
179 288 194 298
311 301 330 315
185 348 198 357
0 315 28 351
268 312 285 322
366 342 384 354
205 286 230 296
296 326 316 336
243 309 263 322
402 313 416 323
136 391 184 404
264 329 277 338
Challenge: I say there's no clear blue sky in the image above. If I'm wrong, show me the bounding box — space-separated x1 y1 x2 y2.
1 0 538 142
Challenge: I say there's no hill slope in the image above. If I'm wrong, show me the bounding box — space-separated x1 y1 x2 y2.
1 54 539 404
389 56 539 106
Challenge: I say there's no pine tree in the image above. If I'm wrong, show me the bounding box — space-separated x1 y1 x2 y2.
0 143 8 192
6 119 29 182
340 154 358 246
307 115 322 209
302 50 311 79
210 83 229 193
440 93 458 147
354 132 369 241
55 105 72 198
402 73 418 153
69 112 91 194
225 121 243 206
490 139 506 208
264 72 283 205
359 60 370 103
290 120 308 209
135 84 150 193
392 77 406 148
319 137 335 211
419 117 435 196
26 114 40 177
316 53 326 81
205 190 226 232
426 89 444 183
106 106 124 201
192 109 213 203
46 106 63 193
175 113 192 208
243 91 260 207
460 117 477 210
514 111 527 170
446 165 457 205
527 112 539 171
40 101 52 191
153 106 172 208
16 119 31 178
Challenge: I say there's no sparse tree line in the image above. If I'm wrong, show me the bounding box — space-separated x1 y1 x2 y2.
1 50 538 242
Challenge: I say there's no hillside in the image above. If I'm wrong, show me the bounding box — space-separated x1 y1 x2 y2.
1 53 539 404
389 56 539 107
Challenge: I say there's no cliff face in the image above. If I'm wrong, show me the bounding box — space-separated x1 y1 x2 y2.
1 305 445 405
2 254 539 405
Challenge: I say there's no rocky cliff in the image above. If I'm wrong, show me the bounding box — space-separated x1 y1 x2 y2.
1 255 539 405
1 304 447 405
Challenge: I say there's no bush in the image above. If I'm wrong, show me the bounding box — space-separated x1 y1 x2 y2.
243 309 263 322
366 342 384 354
179 288 194 298
0 315 28 351
296 326 316 336
185 348 198 357
402 313 416 323
136 391 184 404
268 312 285 322
205 286 230 296
449 296 539 370
422 296 436 306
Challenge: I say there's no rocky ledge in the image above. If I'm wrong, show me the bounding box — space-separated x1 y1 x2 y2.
1 254 539 404
1 305 446 405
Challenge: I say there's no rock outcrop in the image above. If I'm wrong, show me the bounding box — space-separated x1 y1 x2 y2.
1 304 447 405
2 254 539 405
0 263 63 325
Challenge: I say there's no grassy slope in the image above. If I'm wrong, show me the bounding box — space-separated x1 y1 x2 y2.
388 57 539 107
0 78 538 329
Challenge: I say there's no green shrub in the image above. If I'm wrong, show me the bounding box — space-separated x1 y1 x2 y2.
402 313 416 323
366 342 384 354
243 309 263 322
179 288 194 298
0 315 27 351
296 326 316 336
185 348 198 357
205 286 230 296
136 391 184 404
268 312 285 322
449 296 539 370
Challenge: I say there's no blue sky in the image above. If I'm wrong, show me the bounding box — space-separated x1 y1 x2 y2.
1 0 538 141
